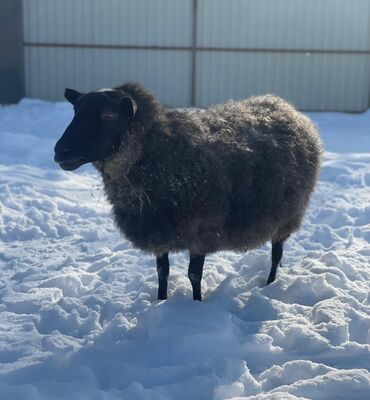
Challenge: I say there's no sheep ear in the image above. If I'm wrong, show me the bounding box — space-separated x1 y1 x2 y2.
64 88 82 105
121 96 137 118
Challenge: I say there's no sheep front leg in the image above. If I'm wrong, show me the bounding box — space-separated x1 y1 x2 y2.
156 252 169 300
267 241 283 285
188 254 205 301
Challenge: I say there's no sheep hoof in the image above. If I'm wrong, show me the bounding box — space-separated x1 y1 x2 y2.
157 289 168 300
266 276 275 285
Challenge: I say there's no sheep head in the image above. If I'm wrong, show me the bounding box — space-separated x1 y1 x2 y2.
54 88 137 171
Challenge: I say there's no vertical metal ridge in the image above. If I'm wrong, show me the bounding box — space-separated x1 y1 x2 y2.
367 2 370 106
190 0 197 106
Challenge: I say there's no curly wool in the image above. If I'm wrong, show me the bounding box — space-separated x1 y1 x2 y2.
94 83 323 256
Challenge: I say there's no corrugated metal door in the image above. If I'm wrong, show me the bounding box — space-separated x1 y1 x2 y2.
23 0 193 107
195 0 370 110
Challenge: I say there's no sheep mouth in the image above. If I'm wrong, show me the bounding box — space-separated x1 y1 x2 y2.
58 159 86 171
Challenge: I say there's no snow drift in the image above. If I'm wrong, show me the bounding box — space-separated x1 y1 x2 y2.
0 99 369 399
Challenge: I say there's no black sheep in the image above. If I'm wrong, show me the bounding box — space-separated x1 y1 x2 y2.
54 82 323 301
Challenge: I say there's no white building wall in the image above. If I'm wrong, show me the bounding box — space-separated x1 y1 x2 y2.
22 0 370 111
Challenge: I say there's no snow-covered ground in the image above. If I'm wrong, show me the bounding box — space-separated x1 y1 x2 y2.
0 99 370 400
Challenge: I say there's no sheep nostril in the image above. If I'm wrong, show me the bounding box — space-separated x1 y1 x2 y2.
54 149 72 162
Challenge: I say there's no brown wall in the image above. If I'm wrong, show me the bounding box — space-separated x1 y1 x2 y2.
0 0 24 103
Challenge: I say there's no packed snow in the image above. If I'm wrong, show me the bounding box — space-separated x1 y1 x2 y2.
0 98 369 400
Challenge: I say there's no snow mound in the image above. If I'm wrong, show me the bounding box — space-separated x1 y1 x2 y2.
0 100 369 399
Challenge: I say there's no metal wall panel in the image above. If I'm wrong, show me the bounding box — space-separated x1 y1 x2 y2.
23 0 192 46
197 0 370 51
196 0 370 110
196 52 370 111
22 0 370 110
24 47 192 107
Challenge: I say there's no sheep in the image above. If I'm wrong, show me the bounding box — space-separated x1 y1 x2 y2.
54 82 323 301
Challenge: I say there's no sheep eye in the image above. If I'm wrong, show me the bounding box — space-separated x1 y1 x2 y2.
101 110 118 120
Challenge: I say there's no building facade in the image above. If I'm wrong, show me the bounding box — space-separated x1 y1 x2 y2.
2 0 370 110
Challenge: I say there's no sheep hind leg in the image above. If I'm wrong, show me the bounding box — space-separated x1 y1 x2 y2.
266 241 283 285
156 252 169 300
188 254 205 301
